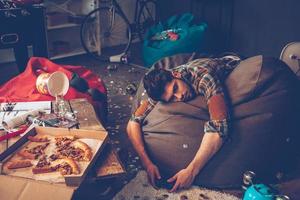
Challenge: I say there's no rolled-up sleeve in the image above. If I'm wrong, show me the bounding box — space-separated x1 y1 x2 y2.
195 72 229 139
204 119 229 139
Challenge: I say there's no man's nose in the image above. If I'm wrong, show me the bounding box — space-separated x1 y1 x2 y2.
174 93 183 101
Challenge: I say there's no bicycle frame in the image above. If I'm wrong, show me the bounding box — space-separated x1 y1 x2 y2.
104 0 150 27
81 0 156 62
97 0 132 62
108 0 131 25
133 0 140 23
105 0 154 62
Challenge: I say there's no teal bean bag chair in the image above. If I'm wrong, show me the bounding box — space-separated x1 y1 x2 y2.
143 13 208 67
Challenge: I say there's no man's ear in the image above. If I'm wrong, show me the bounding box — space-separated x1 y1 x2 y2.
172 71 182 78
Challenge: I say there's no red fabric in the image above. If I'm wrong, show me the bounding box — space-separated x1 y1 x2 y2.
0 57 107 122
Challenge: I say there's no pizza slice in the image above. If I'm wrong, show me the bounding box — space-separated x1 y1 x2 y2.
18 150 37 160
55 158 80 175
32 167 56 174
32 155 56 174
55 140 93 161
18 142 49 160
72 141 93 161
55 136 77 148
7 160 32 169
28 135 50 142
32 157 80 175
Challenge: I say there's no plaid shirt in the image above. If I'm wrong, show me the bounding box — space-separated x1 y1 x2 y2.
130 56 240 139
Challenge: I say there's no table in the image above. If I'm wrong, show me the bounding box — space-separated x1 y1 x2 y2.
69 98 126 179
0 98 126 179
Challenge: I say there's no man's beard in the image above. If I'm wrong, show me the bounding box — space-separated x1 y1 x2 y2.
184 86 196 101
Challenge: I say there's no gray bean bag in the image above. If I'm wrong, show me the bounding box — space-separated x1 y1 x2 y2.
132 54 300 188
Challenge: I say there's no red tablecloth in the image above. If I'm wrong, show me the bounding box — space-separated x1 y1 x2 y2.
0 57 107 123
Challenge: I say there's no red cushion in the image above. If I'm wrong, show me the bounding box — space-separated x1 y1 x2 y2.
0 57 107 122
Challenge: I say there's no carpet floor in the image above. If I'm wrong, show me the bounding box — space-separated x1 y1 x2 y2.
113 170 240 200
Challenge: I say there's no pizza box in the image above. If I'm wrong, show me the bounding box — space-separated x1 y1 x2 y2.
0 126 108 200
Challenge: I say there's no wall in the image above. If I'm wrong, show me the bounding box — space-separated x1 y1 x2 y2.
157 0 192 20
231 0 300 57
157 0 300 57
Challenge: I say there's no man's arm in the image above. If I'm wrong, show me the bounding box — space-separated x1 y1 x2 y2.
168 94 228 192
168 132 222 192
126 121 152 169
128 96 159 187
188 132 223 173
127 120 161 188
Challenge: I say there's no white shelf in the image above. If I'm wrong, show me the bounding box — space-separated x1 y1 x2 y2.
50 48 86 60
48 23 80 30
45 0 91 60
0 0 98 64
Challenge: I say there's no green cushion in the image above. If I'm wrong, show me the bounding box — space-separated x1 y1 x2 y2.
142 13 208 67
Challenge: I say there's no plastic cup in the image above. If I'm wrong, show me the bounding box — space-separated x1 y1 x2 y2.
36 71 69 97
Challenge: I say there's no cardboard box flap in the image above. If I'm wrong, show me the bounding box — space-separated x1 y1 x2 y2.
0 175 75 200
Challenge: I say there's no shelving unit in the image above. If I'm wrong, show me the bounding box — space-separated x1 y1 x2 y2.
45 0 96 59
51 48 86 60
0 0 96 64
0 0 136 64
48 23 80 30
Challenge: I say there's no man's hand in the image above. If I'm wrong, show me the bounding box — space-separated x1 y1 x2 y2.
167 132 223 192
167 166 196 192
127 121 161 188
145 162 161 189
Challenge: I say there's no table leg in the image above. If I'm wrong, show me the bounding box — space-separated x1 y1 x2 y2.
13 44 28 73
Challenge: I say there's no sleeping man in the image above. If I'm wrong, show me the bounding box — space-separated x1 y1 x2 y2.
126 56 240 192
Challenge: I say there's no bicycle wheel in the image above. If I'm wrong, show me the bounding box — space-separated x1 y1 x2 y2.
137 0 158 42
80 7 131 62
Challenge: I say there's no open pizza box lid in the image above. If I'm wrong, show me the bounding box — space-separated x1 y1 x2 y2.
0 126 109 200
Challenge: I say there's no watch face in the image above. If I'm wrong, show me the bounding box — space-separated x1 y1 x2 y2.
280 42 300 76
39 113 79 128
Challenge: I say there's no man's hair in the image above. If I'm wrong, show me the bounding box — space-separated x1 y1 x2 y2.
143 68 173 101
